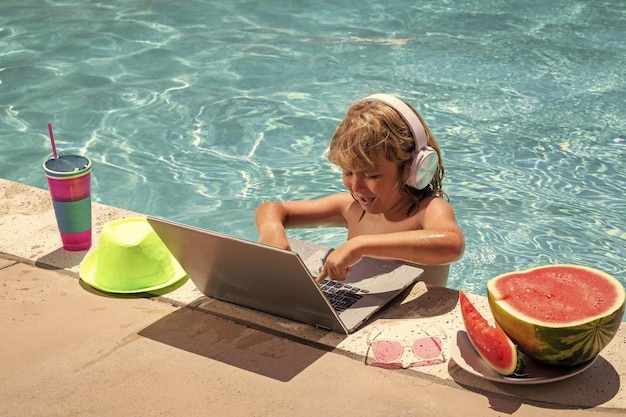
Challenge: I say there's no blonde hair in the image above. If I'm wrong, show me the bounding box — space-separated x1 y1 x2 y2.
328 98 446 210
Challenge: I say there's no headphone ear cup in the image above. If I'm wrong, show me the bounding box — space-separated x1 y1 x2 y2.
406 147 439 190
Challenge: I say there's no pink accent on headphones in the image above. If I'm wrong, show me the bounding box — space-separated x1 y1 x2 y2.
361 94 439 190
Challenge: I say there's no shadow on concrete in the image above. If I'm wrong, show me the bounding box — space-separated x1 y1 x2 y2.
449 354 620 411
400 284 460 317
35 247 88 270
138 306 328 382
374 283 460 321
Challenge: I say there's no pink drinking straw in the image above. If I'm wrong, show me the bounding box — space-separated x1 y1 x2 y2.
47 123 58 159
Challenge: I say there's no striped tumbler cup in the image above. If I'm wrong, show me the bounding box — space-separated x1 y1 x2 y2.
43 155 92 251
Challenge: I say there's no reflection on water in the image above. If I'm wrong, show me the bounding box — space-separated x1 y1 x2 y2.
0 0 623 300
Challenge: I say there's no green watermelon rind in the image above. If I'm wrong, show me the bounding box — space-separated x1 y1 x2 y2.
488 264 625 366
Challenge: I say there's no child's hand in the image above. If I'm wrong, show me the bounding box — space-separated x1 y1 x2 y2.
315 241 361 282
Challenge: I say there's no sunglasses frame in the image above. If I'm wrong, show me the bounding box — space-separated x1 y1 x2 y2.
365 326 447 369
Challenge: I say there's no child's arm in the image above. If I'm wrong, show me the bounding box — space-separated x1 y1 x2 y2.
254 194 350 250
254 201 292 250
317 197 465 281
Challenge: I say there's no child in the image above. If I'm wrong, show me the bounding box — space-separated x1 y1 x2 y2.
255 94 465 286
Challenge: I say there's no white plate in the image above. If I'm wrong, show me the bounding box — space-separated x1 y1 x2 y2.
450 330 597 385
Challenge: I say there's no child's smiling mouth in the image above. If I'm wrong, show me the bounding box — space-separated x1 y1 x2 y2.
354 194 377 207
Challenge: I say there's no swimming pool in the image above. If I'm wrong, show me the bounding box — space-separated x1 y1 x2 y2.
1 0 624 296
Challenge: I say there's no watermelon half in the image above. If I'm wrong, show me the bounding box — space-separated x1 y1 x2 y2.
459 291 522 376
488 264 625 366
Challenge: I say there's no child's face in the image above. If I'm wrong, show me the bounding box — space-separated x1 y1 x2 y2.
341 158 404 213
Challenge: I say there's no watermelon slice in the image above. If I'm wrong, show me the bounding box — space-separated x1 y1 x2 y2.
459 291 522 376
488 264 625 366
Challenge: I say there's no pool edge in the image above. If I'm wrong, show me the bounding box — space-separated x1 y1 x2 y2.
1 177 624 413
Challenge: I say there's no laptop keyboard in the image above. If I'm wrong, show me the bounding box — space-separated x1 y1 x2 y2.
318 279 369 313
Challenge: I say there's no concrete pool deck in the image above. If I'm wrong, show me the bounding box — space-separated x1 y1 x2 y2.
1 177 624 416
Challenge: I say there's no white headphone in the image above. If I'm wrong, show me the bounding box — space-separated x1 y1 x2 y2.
360 94 439 190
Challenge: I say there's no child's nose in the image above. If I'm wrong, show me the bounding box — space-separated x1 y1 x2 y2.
349 175 366 191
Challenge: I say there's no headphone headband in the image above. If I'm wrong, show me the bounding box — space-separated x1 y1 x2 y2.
360 94 428 151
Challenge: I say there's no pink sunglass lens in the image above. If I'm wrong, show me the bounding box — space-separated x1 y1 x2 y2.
371 340 403 362
411 337 442 359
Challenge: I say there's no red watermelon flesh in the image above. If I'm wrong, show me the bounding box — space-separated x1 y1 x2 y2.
459 291 521 376
488 265 625 366
490 265 622 325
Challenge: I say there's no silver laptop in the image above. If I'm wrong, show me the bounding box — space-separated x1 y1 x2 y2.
147 217 423 334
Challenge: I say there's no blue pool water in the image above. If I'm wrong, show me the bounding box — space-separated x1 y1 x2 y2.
1 0 624 298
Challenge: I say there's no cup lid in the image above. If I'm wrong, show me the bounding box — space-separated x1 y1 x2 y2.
44 155 91 178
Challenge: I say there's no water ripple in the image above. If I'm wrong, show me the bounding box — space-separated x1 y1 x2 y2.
0 0 624 303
